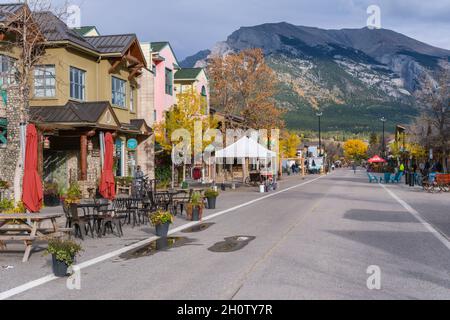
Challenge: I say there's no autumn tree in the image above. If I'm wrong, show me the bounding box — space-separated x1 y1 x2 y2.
155 91 218 154
207 48 285 132
279 131 301 158
344 139 368 162
417 62 449 170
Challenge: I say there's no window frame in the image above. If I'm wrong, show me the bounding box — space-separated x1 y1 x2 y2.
0 54 17 86
34 64 56 98
165 68 173 96
69 66 86 101
111 76 127 108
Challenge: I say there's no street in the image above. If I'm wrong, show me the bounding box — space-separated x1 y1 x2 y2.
2 169 450 300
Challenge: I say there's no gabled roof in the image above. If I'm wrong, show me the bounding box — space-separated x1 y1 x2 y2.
85 34 137 55
175 68 203 80
130 119 152 134
0 3 24 23
30 101 117 124
151 41 180 67
151 42 169 52
33 11 98 52
73 26 99 37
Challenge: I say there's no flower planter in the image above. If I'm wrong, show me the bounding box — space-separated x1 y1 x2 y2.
155 222 170 238
207 197 217 210
191 206 203 221
52 255 71 277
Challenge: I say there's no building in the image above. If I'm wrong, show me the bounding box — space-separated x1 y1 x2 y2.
150 42 180 123
174 67 209 114
0 4 153 197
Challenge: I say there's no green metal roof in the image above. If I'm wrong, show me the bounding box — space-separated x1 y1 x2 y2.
150 42 169 53
174 68 203 80
72 26 99 36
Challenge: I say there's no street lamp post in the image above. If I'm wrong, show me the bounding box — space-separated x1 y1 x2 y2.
381 117 387 158
317 112 323 156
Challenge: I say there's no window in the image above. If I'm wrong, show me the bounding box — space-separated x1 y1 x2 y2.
152 64 156 76
112 77 126 108
129 86 134 112
201 85 207 97
0 55 16 86
70 67 85 101
34 65 56 98
154 110 157 122
0 118 7 147
165 68 173 95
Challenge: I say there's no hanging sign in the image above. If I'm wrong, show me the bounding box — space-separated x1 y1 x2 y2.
127 138 138 150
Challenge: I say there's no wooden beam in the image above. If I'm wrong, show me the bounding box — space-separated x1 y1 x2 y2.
108 58 124 74
80 135 88 181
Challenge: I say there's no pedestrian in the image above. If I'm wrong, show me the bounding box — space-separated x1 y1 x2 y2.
352 163 357 174
399 163 405 174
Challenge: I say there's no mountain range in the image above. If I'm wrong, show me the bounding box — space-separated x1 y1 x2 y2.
181 22 450 133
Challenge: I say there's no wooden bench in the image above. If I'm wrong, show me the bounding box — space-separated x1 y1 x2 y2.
0 213 68 262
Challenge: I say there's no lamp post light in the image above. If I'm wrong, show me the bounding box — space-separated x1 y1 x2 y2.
381 117 387 158
317 112 323 156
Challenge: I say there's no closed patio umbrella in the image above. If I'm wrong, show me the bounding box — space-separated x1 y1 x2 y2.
99 132 116 200
22 124 43 213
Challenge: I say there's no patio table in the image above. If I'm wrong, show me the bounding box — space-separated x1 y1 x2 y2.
0 213 66 262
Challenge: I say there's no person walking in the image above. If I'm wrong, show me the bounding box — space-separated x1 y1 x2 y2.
352 163 357 174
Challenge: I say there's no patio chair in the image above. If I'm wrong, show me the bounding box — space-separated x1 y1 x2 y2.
173 189 193 217
367 173 379 183
390 172 404 184
63 203 91 240
96 199 124 237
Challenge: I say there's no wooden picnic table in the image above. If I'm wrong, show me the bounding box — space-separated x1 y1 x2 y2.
0 213 67 262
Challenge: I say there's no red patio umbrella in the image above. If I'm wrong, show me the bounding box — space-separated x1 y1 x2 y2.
22 124 43 213
368 155 387 164
99 132 116 200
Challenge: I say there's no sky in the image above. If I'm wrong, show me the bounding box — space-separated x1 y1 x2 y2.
4 0 450 60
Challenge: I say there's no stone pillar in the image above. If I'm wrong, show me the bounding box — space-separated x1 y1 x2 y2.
0 86 25 201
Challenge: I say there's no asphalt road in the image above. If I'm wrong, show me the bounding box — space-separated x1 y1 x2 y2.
3 169 450 300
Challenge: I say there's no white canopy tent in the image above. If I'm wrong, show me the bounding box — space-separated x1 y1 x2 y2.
215 137 276 159
214 137 277 183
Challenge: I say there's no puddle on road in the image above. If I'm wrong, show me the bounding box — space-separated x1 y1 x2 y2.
115 237 197 262
181 223 215 233
208 236 256 253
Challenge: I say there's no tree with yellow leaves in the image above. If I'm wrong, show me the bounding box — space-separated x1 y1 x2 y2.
155 91 218 154
280 131 301 158
344 139 368 161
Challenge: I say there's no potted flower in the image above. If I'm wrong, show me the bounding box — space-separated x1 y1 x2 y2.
64 182 82 205
45 239 83 277
149 210 174 237
187 192 204 221
204 188 219 210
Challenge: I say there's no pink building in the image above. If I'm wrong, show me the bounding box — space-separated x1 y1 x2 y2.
151 42 180 122
174 68 210 115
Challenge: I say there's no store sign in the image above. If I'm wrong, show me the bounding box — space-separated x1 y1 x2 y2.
127 139 138 150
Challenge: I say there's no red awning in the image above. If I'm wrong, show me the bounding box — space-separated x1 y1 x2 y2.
368 155 387 164
99 132 116 200
22 124 43 213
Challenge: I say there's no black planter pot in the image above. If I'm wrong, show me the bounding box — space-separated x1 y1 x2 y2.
192 207 200 221
155 223 170 237
52 255 70 277
207 197 217 210
44 194 60 207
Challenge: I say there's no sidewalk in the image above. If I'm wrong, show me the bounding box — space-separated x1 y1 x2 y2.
0 174 315 293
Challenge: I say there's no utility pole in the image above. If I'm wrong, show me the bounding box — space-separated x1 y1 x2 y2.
317 112 323 156
381 117 387 158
